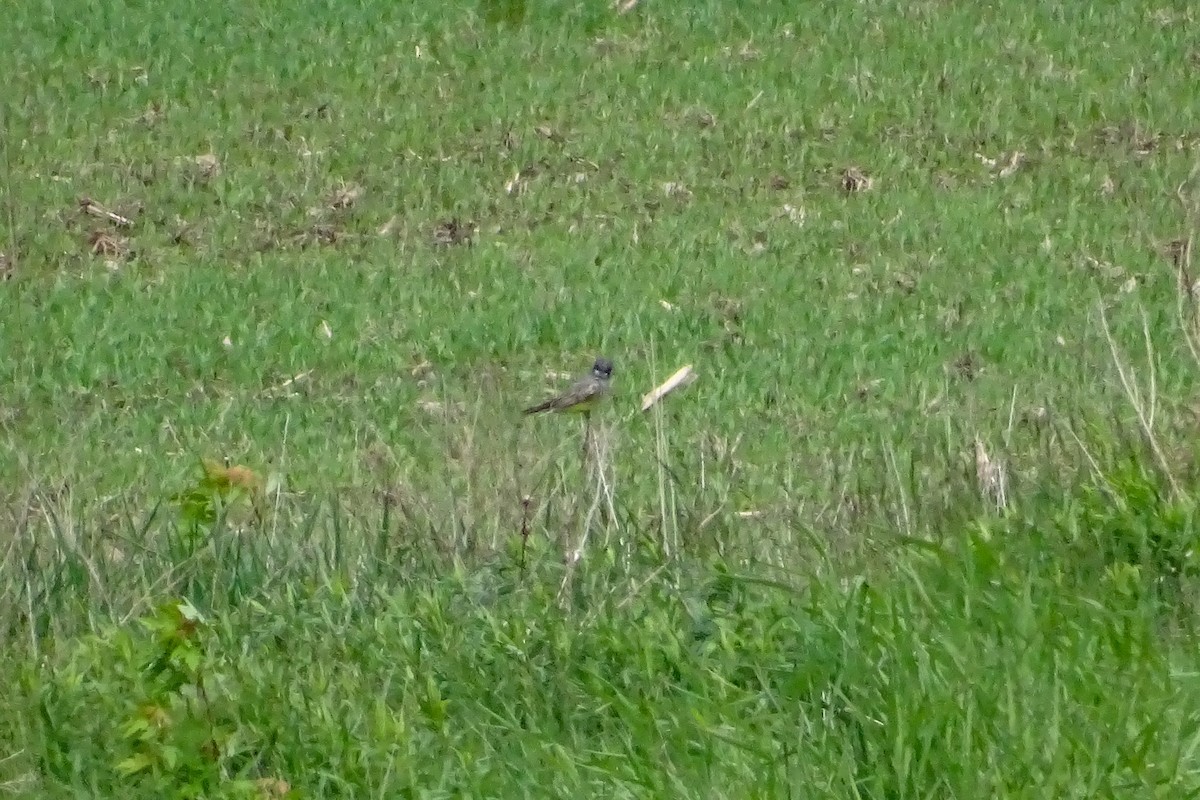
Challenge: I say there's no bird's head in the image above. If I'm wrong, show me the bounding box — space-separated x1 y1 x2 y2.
592 357 614 380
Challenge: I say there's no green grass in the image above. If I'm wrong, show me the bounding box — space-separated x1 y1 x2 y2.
3 0 1200 796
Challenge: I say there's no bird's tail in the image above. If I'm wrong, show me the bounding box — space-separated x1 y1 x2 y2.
522 400 554 415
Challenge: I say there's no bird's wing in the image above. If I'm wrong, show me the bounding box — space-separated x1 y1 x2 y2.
551 376 603 409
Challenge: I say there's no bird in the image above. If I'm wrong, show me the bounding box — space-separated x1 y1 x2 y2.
523 356 614 418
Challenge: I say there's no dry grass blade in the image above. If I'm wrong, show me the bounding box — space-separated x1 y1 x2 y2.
558 421 618 601
79 197 134 228
640 364 696 412
973 437 1009 512
1097 302 1181 500
504 170 525 197
1172 175 1200 362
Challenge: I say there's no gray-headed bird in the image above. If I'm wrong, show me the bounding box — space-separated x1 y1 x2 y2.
523 357 614 419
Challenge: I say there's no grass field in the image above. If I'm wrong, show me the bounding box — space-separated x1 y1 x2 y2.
4 0 1200 797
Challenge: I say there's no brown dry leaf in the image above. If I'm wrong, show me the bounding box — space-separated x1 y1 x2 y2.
87 230 129 259
613 0 638 14
840 167 873 193
79 197 134 228
330 182 364 210
0 253 12 281
768 174 790 190
641 364 696 412
1100 175 1116 196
